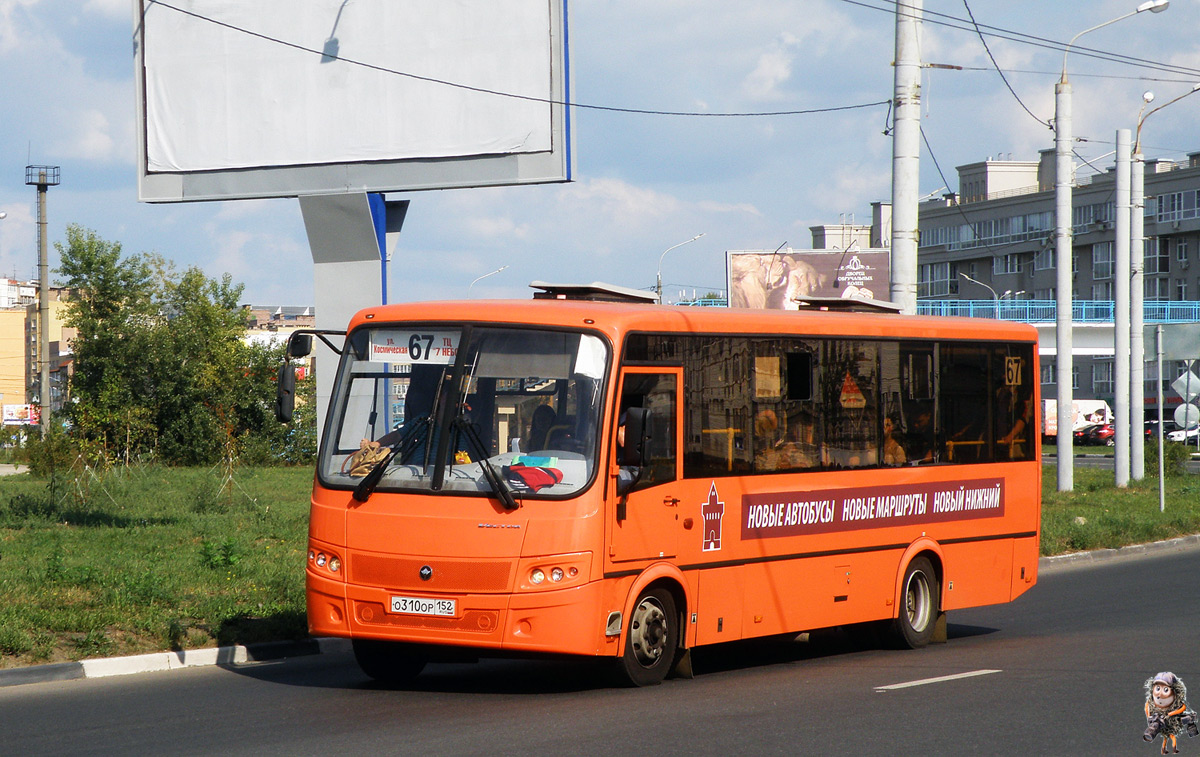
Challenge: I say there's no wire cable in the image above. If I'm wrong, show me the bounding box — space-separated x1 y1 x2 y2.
841 0 1200 80
145 0 889 119
960 0 1049 129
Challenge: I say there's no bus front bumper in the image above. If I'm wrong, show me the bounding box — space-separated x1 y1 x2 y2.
307 570 615 658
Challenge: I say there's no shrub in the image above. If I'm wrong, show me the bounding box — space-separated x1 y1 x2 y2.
1146 440 1193 477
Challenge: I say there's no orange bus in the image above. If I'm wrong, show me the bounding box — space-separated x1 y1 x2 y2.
277 295 1040 686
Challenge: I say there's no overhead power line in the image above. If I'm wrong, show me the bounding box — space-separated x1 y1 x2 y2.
144 0 888 119
841 0 1200 80
960 0 1048 129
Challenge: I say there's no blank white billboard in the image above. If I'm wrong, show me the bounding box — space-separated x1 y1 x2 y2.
133 0 571 201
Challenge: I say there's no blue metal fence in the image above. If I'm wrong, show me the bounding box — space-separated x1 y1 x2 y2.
915 300 1200 323
675 298 1200 323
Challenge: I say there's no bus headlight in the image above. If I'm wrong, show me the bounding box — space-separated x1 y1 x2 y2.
308 544 344 579
518 553 591 591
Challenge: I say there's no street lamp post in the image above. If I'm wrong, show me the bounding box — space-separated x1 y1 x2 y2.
958 272 1002 317
1053 0 1169 492
656 233 705 304
468 265 509 298
1131 83 1200 480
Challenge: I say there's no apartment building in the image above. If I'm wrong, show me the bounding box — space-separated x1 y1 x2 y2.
916 149 1200 412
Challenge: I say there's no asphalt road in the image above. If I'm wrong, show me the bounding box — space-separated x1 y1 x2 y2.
4 545 1199 756
1047 452 1200 472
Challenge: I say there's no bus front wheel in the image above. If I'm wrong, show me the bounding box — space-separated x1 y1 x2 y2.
352 639 427 684
890 556 939 649
615 587 679 687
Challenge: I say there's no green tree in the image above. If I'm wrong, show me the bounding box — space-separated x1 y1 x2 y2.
56 225 302 465
56 225 158 460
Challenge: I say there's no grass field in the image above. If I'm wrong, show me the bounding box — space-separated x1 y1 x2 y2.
0 465 312 668
0 460 1195 668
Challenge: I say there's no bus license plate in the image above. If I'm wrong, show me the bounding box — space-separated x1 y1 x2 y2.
389 595 456 617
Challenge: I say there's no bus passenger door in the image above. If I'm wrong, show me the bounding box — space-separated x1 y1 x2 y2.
610 369 682 563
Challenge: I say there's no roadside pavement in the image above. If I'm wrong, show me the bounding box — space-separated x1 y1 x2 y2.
3 533 1199 689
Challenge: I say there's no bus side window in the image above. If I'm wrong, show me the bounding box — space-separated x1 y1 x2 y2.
941 344 991 464
620 373 677 490
993 346 1035 461
821 340 879 469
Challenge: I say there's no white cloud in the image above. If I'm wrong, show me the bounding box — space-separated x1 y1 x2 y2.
743 40 798 102
83 0 127 18
464 216 530 240
697 200 762 217
563 178 681 224
55 109 115 161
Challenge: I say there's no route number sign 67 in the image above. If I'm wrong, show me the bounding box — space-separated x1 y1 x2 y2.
370 330 461 365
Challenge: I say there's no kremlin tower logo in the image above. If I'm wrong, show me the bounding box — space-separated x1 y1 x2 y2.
701 481 725 552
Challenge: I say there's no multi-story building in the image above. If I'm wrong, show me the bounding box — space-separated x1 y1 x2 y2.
24 290 72 417
916 149 1200 416
243 304 315 332
0 278 37 309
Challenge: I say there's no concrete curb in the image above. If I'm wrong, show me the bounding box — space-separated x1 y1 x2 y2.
5 535 1200 689
0 637 351 689
1039 533 1200 570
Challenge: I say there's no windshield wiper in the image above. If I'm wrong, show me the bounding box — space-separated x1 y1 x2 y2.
352 415 431 503
454 416 520 511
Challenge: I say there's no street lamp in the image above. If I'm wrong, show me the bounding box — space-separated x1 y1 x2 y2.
959 271 998 300
468 265 508 298
1130 82 1200 480
1053 0 1169 492
656 233 705 304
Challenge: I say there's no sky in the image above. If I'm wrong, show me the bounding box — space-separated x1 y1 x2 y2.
3 0 1200 308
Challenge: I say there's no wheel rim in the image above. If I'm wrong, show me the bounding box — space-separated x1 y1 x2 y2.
629 596 669 668
904 569 933 632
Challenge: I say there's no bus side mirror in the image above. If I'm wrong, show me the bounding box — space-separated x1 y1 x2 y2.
288 333 313 358
618 407 652 466
275 363 296 423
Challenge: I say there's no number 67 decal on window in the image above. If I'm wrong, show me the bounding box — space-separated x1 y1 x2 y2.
369 330 461 364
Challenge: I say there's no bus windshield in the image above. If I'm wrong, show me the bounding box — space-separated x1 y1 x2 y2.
320 324 609 500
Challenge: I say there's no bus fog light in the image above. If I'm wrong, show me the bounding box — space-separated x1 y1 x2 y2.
530 569 545 584
550 568 564 582
568 567 578 577
308 550 315 562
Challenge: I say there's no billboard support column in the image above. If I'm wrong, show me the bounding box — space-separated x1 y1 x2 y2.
300 193 408 443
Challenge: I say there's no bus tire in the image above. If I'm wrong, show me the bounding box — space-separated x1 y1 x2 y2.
352 639 427 684
890 556 939 649
615 587 678 687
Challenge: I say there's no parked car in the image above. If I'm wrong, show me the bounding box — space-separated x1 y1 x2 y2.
1145 420 1161 440
1075 423 1114 446
1167 426 1200 444
1091 423 1115 446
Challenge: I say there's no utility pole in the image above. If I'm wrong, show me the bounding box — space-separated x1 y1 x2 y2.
890 0 922 315
1132 82 1200 478
25 165 59 437
1130 147 1146 480
1052 1 1169 491
1114 129 1131 487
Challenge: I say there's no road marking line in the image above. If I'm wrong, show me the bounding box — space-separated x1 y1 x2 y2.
874 669 1001 692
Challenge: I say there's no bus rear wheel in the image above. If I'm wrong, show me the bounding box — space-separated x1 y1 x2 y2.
890 556 939 649
615 587 679 687
352 639 427 684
